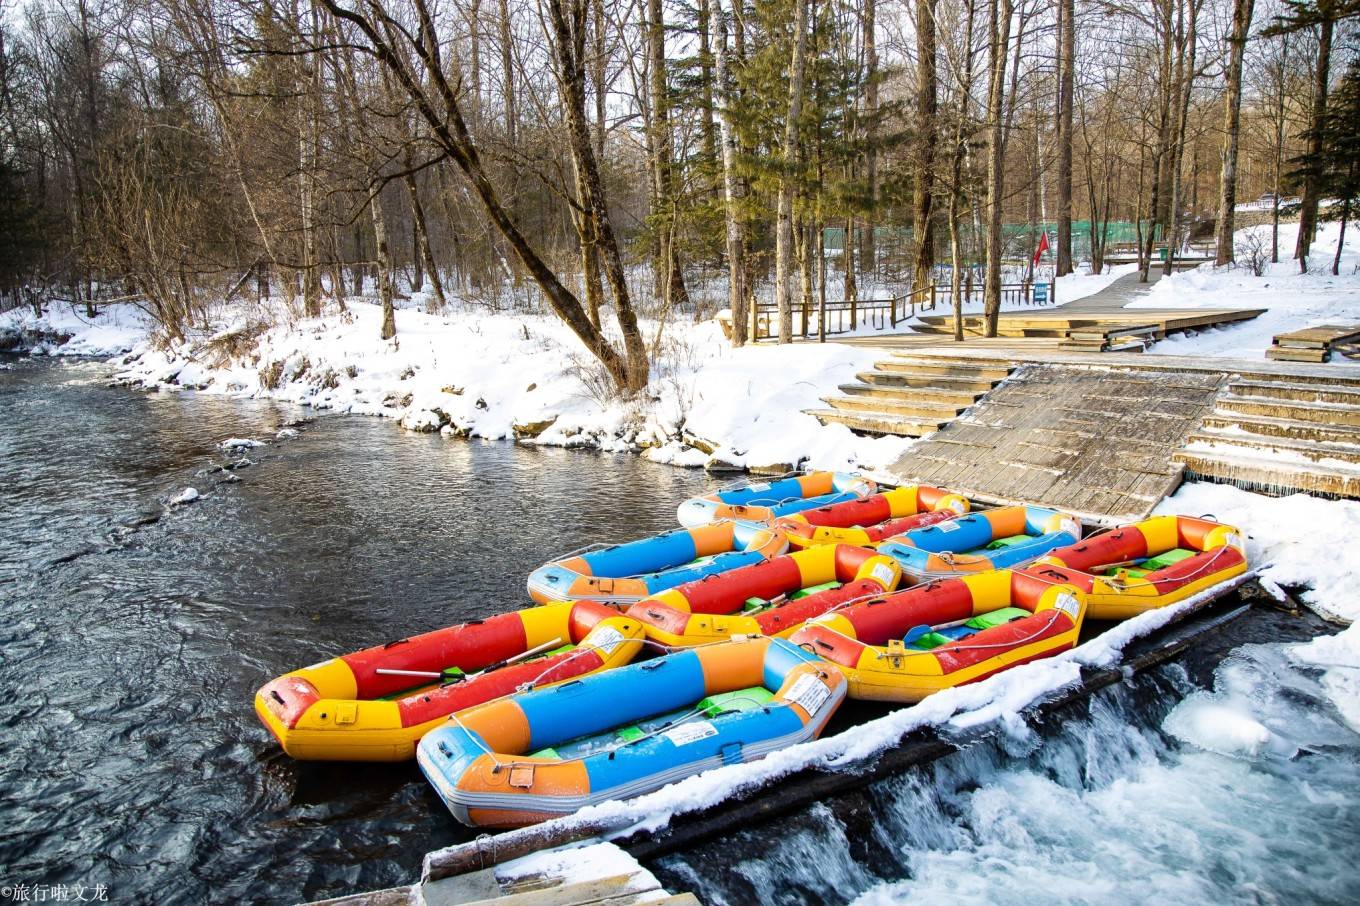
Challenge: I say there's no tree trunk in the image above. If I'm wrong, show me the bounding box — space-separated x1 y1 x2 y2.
1055 0 1074 275
1215 0 1253 266
499 0 516 144
982 0 1013 337
371 194 396 340
859 0 878 272
1334 196 1350 277
1295 14 1333 270
406 171 447 309
1140 0 1174 282
911 0 938 296
776 0 809 344
646 0 690 313
1165 0 1200 275
710 0 748 345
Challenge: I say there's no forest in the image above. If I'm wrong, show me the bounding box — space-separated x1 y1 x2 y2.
0 0 1357 390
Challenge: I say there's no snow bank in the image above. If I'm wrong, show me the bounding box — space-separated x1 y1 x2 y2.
1155 481 1360 623
105 299 913 475
0 303 153 356
1135 221 1360 362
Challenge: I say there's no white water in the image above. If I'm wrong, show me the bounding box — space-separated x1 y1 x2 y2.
658 631 1360 905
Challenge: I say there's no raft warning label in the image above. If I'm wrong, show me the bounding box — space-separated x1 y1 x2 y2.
870 563 896 587
664 721 718 746
591 626 626 655
786 674 831 715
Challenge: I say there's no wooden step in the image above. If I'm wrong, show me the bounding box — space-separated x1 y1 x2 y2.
1216 394 1360 427
823 394 968 420
837 382 983 408
806 408 944 437
1186 431 1360 466
1174 448 1360 498
856 370 999 393
1228 379 1360 406
1201 412 1360 446
876 358 1013 380
1266 346 1329 363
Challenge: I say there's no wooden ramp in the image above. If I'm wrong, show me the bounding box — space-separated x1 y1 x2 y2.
1267 324 1360 363
887 362 1226 522
869 347 1360 509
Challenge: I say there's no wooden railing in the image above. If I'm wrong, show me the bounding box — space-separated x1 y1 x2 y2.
927 281 1055 312
750 280 1054 340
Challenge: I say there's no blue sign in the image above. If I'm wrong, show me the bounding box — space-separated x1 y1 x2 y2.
1033 282 1050 305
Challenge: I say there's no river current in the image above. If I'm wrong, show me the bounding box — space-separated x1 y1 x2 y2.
3 355 1358 906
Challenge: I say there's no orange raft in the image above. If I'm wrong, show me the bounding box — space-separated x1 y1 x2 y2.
1024 514 1248 621
787 569 1085 702
625 543 902 647
775 485 970 548
254 601 643 761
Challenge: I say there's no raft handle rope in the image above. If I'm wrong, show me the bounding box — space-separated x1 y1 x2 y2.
1023 544 1238 592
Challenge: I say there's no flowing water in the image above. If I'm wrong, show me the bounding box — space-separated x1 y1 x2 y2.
652 607 1360 905
0 355 713 904
4 355 1358 906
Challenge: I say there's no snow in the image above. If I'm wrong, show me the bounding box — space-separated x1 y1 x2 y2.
1133 221 1360 362
0 302 153 356
495 841 664 899
1155 481 1360 623
219 437 265 451
94 299 914 475
170 487 200 506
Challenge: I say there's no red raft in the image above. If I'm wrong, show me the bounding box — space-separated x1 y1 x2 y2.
254 600 644 761
775 484 970 549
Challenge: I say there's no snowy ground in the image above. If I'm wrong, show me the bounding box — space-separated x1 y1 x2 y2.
1136 221 1360 362
0 296 916 475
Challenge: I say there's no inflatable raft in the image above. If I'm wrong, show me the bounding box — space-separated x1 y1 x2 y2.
626 543 902 647
526 521 787 605
254 601 643 761
416 636 846 828
788 569 1086 702
878 505 1081 581
677 472 876 528
1024 515 1248 620
775 485 970 548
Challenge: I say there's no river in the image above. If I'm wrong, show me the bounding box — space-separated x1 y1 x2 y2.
0 355 713 903
3 355 1358 906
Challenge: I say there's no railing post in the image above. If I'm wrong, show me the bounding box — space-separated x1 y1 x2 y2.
850 297 857 331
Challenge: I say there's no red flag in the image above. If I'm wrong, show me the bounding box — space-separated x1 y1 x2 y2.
1033 231 1050 265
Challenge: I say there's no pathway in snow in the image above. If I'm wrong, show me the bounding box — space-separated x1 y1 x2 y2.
1056 269 1164 312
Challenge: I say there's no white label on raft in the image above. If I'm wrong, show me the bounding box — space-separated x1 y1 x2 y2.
785 674 831 716
663 721 718 746
1224 532 1245 552
870 563 896 588
935 520 963 532
1053 592 1081 620
747 481 772 492
591 626 626 656
1060 518 1081 539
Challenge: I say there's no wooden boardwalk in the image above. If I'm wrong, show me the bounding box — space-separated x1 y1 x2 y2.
874 347 1360 516
888 362 1227 522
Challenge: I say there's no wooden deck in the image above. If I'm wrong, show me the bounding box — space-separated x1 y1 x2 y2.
1267 323 1360 363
